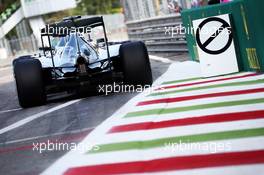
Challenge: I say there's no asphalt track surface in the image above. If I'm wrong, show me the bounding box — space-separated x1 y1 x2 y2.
0 59 171 175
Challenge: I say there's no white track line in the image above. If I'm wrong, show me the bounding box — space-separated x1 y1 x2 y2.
0 108 22 114
0 126 94 145
0 75 14 84
0 99 81 135
0 66 12 71
149 55 174 64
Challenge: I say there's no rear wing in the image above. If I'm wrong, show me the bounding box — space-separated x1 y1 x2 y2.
40 16 111 77
41 16 104 37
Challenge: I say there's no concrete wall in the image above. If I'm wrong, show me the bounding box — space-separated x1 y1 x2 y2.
21 0 76 18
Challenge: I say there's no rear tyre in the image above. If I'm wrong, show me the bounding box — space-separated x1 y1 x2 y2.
13 57 46 108
119 41 153 85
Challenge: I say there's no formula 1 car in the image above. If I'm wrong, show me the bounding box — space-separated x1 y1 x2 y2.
13 16 152 108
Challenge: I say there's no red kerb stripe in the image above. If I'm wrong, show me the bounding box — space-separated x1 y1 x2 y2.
64 150 264 175
108 110 264 133
138 87 264 106
156 73 259 91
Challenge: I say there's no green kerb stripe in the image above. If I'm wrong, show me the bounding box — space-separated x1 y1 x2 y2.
125 98 264 118
162 77 201 85
150 79 264 97
88 127 264 154
161 72 248 85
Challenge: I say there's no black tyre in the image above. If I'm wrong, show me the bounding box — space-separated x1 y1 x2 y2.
119 41 153 85
12 55 32 66
13 57 46 108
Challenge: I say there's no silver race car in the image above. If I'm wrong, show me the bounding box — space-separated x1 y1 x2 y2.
13 16 152 108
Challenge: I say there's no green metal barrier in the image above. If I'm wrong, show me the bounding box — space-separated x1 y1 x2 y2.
181 0 264 72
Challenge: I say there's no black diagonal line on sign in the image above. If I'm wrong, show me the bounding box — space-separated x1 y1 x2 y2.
202 23 229 48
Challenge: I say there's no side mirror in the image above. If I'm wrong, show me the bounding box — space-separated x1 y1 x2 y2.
39 47 56 56
83 49 90 56
97 38 105 45
39 47 55 52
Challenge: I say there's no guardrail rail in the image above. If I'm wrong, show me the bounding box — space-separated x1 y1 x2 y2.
126 14 188 54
